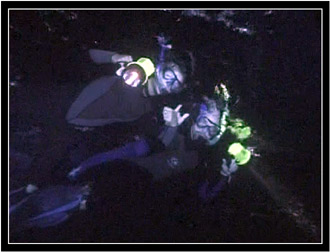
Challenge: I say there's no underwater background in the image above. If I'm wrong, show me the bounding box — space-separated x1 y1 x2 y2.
9 9 321 243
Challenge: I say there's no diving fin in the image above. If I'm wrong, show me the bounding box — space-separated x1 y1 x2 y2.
27 212 69 228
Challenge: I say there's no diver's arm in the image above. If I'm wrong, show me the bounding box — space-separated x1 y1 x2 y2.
156 34 172 64
88 49 133 64
158 104 189 147
198 157 241 201
158 126 179 147
198 176 228 202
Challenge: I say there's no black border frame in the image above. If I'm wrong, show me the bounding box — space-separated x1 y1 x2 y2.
2 1 329 251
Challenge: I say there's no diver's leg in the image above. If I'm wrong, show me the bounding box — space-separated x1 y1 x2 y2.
68 138 151 180
10 184 38 214
10 184 38 196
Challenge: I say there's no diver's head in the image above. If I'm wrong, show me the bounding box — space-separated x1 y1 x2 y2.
190 83 231 145
122 57 155 87
143 62 186 96
190 96 223 145
143 50 194 96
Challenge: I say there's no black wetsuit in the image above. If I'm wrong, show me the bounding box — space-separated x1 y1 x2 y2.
69 100 205 181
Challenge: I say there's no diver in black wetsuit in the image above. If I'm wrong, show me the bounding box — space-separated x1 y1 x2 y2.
65 34 194 128
67 82 253 202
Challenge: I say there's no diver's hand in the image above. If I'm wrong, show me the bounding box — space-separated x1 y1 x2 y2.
68 166 82 181
163 104 190 127
156 34 172 49
220 158 238 182
115 62 126 76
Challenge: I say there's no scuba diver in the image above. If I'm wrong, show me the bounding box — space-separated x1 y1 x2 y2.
67 83 254 201
65 34 194 128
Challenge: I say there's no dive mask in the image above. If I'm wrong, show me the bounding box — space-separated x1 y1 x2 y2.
190 84 230 145
144 62 185 96
190 100 222 145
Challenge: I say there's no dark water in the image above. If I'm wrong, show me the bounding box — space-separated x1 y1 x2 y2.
8 10 321 243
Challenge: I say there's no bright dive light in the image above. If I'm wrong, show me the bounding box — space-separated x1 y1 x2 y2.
228 142 251 165
135 57 155 78
124 57 155 86
123 71 140 87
